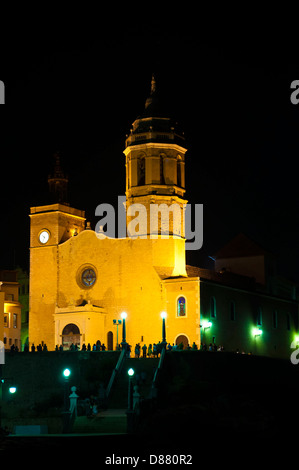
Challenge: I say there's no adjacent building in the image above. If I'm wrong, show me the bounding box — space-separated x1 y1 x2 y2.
0 270 22 351
189 233 298 358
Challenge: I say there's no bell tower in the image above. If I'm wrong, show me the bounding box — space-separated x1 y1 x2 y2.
48 151 69 205
124 75 188 239
29 154 85 349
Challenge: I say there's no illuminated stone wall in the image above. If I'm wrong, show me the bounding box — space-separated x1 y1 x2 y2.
29 219 198 350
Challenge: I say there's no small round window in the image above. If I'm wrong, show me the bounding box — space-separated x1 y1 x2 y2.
81 268 96 287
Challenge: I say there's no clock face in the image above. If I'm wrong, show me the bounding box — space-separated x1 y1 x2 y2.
39 230 50 244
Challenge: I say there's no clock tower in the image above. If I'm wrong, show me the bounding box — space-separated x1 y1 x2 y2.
29 156 85 349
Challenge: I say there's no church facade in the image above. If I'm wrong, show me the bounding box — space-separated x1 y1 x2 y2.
29 77 200 351
28 77 299 359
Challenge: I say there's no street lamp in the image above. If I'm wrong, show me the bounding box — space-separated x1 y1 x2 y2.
9 386 17 394
63 368 71 379
113 319 122 350
127 368 134 410
202 320 212 330
126 367 135 434
201 320 212 347
160 312 167 348
62 368 72 433
252 327 263 337
62 368 71 411
121 312 127 349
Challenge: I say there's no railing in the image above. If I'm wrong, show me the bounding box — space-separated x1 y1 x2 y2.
151 346 166 398
126 130 185 147
106 348 126 398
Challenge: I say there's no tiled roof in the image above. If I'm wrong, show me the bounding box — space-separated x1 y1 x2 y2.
213 233 271 259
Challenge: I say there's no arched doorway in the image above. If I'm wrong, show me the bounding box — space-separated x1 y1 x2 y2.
175 334 189 350
107 331 113 350
62 323 81 350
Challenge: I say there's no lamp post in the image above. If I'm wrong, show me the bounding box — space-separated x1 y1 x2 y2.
62 368 71 411
113 319 122 350
127 368 135 410
62 368 71 433
126 367 135 434
160 312 167 349
121 312 127 349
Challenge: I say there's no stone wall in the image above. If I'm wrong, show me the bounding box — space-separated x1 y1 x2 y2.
1 351 120 419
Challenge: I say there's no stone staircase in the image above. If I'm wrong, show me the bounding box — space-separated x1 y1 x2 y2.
72 409 127 434
72 356 158 434
108 357 159 408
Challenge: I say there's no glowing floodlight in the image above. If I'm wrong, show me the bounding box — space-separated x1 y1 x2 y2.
128 368 134 377
9 386 17 394
202 320 212 330
121 311 127 319
252 327 263 337
160 311 167 319
63 368 71 378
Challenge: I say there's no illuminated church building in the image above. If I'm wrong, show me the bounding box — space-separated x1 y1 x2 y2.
29 77 298 358
29 77 200 351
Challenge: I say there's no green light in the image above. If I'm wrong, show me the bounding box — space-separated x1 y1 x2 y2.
63 368 71 378
128 368 134 377
252 327 263 337
9 386 17 394
202 320 212 329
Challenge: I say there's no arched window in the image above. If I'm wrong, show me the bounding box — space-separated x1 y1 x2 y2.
257 307 262 326
138 157 145 185
177 296 186 317
107 331 113 350
177 157 181 187
210 296 216 318
230 300 236 321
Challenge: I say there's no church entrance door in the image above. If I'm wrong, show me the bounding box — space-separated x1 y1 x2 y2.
107 331 113 350
62 323 81 350
175 334 189 350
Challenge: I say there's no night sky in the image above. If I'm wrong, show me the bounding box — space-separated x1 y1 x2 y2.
1 15 299 283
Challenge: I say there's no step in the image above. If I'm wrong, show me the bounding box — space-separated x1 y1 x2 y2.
107 357 158 408
73 410 127 434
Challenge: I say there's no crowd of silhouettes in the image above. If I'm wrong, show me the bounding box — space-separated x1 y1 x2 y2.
12 339 233 354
